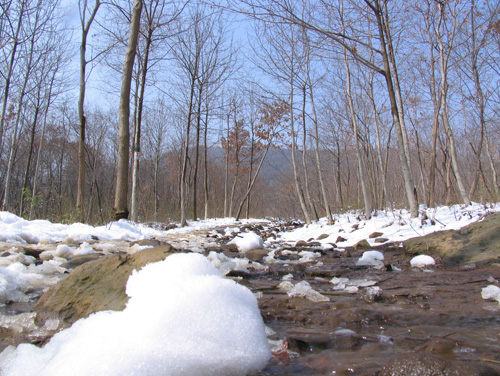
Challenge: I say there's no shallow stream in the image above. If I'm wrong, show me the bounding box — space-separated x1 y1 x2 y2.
1 223 500 375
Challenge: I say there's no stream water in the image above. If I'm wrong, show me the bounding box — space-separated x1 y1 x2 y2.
1 223 500 375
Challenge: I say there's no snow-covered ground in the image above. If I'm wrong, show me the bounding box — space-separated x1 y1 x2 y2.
274 202 500 248
0 202 499 375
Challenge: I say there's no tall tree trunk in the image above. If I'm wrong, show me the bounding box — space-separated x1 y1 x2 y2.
223 111 230 217
343 47 372 219
130 31 152 222
310 87 332 223
2 21 37 211
289 51 310 223
434 0 470 206
0 0 25 155
373 0 418 217
468 3 486 200
180 69 198 226
77 0 100 223
114 0 142 221
301 85 317 220
235 143 271 221
368 70 389 207
203 100 209 219
382 1 412 172
20 96 41 216
30 68 56 220
193 84 203 221
486 137 499 198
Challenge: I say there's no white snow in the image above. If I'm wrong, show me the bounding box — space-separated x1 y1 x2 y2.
481 285 500 306
0 211 167 244
410 255 436 268
0 262 64 304
278 280 329 302
330 277 378 293
356 250 385 267
275 203 500 249
0 253 271 376
228 231 263 252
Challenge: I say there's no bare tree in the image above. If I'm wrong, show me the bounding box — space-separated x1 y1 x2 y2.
130 0 187 222
434 0 471 206
114 0 143 220
234 0 419 216
76 0 100 222
0 0 27 155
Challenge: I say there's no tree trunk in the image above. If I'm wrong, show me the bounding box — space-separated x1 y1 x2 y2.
114 0 142 221
223 111 230 217
193 84 203 221
2 20 36 211
30 68 56 220
301 85 317 220
130 31 152 222
203 101 209 219
373 0 418 217
368 71 389 207
77 0 100 223
289 57 311 224
468 4 486 200
0 0 25 155
343 48 372 219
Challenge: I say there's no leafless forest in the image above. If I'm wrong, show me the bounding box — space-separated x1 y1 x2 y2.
0 0 499 225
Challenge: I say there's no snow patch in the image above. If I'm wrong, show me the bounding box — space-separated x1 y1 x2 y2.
228 232 263 252
1 253 271 376
356 250 384 267
481 285 500 306
278 280 329 302
410 255 436 268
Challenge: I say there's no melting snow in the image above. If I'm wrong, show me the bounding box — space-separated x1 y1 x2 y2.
228 231 263 252
0 253 271 376
278 280 329 302
410 255 436 268
481 285 500 306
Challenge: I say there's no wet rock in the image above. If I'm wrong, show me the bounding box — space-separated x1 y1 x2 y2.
129 238 167 247
316 234 329 241
245 248 269 263
354 239 371 250
380 353 500 376
21 247 44 259
375 237 389 243
336 236 347 243
221 243 238 253
369 232 384 239
34 245 178 328
60 253 104 270
295 240 308 248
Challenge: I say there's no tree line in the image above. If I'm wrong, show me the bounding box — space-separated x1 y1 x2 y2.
0 0 499 225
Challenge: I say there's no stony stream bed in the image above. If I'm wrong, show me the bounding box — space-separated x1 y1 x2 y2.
2 221 500 375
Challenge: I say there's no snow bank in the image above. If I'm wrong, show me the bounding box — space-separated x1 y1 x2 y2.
228 232 263 252
275 203 500 248
0 212 165 244
0 253 271 376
